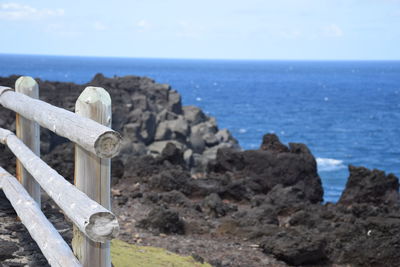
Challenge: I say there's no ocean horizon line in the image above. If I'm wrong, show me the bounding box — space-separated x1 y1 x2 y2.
1 53 400 63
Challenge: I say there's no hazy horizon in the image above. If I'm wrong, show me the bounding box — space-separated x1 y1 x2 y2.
2 53 400 62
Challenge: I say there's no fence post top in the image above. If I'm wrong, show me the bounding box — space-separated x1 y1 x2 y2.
76 86 120 158
77 86 111 107
15 76 38 93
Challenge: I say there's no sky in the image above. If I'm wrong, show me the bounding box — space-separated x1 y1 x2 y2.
0 0 400 60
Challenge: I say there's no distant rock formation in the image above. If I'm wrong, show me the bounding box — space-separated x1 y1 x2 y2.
89 74 240 172
0 74 239 175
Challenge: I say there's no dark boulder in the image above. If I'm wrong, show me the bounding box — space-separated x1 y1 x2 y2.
189 178 224 198
211 147 245 173
260 229 327 266
160 142 185 167
265 184 310 206
148 169 192 195
260 133 289 153
137 207 185 235
219 177 259 201
211 135 323 203
339 165 399 206
231 203 279 227
201 193 237 218
167 90 182 114
182 105 206 126
123 155 161 181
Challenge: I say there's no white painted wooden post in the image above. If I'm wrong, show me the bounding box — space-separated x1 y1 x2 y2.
72 87 112 267
15 76 41 205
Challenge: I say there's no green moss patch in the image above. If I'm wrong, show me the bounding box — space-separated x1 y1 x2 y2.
111 239 211 267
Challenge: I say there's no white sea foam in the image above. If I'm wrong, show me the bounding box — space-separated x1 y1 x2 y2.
327 186 345 192
316 157 346 172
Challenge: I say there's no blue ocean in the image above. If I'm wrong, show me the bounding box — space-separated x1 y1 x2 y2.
1 54 399 202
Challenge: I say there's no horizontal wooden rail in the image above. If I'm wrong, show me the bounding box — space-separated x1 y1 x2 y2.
0 167 82 267
0 128 119 242
0 86 121 158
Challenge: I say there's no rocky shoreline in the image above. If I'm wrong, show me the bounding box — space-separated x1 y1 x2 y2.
0 74 399 266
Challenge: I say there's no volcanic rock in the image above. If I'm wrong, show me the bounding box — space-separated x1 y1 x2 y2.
0 74 240 175
260 133 290 153
137 207 185 235
160 142 185 167
182 105 206 126
260 229 328 266
211 134 323 203
201 193 237 218
339 165 400 206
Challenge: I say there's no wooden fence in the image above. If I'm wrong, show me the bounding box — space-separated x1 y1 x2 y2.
0 76 122 267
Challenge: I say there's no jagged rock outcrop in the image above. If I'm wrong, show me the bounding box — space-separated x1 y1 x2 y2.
87 74 239 171
338 165 400 206
210 133 324 203
0 74 239 175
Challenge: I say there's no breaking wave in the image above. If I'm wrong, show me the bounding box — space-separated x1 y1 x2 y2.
316 157 346 172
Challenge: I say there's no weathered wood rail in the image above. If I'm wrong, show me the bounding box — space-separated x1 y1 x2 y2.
0 86 121 158
0 77 122 267
0 167 82 267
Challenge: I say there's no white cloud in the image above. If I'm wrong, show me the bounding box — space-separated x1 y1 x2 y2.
93 21 108 31
280 29 302 39
136 19 151 32
0 2 64 21
322 24 343 38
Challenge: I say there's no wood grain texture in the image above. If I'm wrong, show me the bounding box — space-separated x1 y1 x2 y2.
0 167 82 267
0 89 121 158
15 76 41 204
72 87 114 267
0 128 119 243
